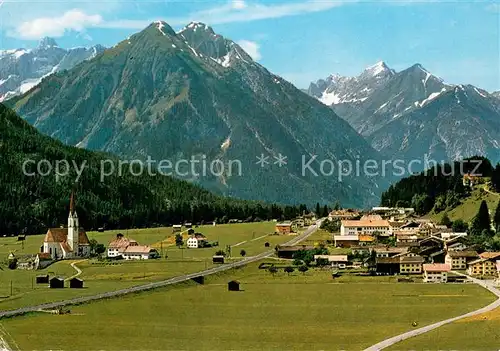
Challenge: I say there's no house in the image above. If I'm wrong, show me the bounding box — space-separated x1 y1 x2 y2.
107 234 158 260
314 255 348 268
376 257 400 275
445 251 479 270
122 246 158 260
228 280 240 291
359 235 375 245
399 255 424 274
107 233 132 257
276 245 314 259
467 253 500 276
333 235 359 248
275 223 292 234
69 277 84 289
49 277 64 289
42 191 90 260
423 264 451 283
328 209 360 221
340 218 390 236
186 233 208 248
463 174 483 187
372 246 408 258
172 225 182 233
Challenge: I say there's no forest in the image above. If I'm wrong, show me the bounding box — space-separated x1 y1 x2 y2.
381 156 499 215
0 104 310 235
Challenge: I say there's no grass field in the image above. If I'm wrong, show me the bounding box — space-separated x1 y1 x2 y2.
430 186 499 223
0 264 496 351
0 222 294 311
386 305 500 350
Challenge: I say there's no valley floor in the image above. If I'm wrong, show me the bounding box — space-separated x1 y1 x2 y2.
0 263 496 351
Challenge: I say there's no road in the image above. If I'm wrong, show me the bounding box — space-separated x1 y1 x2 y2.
0 221 321 319
364 273 500 351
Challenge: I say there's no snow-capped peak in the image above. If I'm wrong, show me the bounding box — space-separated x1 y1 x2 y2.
156 21 167 36
364 61 391 76
178 21 214 34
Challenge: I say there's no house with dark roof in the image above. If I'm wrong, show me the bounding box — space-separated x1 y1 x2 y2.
42 191 90 259
445 251 479 270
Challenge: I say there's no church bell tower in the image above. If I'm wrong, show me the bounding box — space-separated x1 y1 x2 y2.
67 190 79 255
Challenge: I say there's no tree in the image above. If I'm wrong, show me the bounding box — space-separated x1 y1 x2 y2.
292 258 303 266
316 258 329 267
494 201 500 232
440 212 452 228
284 266 294 275
240 249 246 257
215 249 226 257
268 266 278 276
322 205 329 217
298 265 309 274
470 200 491 236
315 203 321 217
452 219 468 233
175 234 183 248
333 201 341 211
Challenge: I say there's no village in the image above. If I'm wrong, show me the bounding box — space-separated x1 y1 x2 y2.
0 182 500 350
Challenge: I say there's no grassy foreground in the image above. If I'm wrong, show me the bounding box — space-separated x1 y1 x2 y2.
387 306 500 351
0 264 496 351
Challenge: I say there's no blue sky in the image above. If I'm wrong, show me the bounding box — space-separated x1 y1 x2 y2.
1 0 499 90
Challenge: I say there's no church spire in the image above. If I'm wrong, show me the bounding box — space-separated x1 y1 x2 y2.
69 190 75 214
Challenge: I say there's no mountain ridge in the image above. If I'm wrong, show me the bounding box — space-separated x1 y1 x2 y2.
8 21 386 207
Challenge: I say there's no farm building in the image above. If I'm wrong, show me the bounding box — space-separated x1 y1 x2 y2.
275 223 292 234
49 277 64 289
228 280 240 291
69 278 84 288
172 225 182 233
186 233 208 248
107 233 158 260
213 255 225 264
36 275 49 284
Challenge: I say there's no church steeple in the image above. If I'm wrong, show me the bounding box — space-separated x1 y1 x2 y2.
67 189 79 254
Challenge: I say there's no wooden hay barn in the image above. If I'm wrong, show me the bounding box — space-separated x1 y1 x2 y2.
212 255 225 264
69 277 84 289
228 280 240 291
36 275 49 284
49 277 64 289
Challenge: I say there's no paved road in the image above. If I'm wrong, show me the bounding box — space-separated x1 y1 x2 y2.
364 273 500 351
0 221 321 319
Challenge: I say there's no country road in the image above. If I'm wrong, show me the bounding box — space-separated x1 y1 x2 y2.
364 273 500 351
0 221 321 319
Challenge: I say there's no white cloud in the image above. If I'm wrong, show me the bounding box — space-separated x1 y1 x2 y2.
12 9 102 40
237 40 261 60
231 0 247 10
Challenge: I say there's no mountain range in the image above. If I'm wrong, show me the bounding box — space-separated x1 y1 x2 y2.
0 37 105 101
6 21 385 207
307 62 500 165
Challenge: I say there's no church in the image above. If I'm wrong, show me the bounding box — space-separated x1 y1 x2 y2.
42 192 91 259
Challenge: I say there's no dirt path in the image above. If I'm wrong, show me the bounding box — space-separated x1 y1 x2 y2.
65 261 83 281
364 273 500 350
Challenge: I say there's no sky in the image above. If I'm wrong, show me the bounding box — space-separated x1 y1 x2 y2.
0 0 499 91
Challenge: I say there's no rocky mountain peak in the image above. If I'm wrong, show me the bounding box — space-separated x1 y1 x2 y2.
151 21 176 36
363 61 393 77
37 37 59 49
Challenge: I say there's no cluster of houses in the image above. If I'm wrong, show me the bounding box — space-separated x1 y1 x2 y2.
287 206 500 283
107 233 159 260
